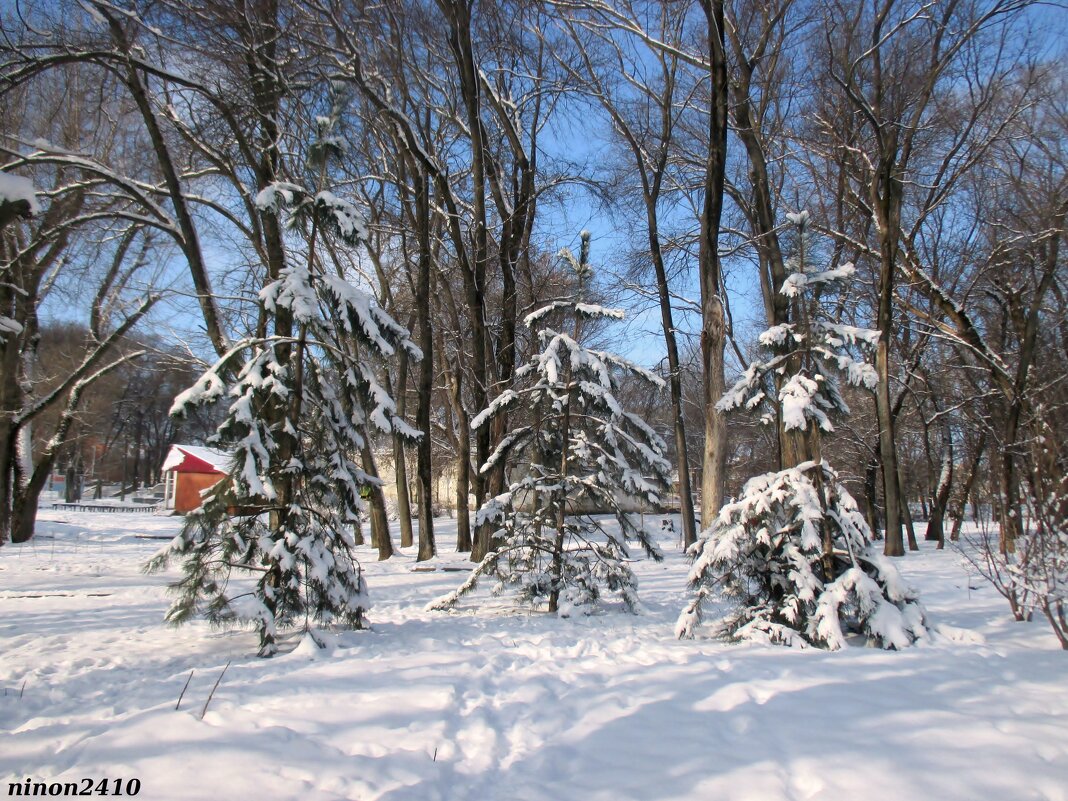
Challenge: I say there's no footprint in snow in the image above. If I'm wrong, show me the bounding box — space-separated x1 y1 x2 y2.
454 715 499 776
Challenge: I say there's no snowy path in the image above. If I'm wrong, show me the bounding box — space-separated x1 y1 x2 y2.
2 512 1066 800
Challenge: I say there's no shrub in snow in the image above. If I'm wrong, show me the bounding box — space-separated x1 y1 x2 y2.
677 211 927 649
149 95 420 656
965 413 1068 649
430 233 669 616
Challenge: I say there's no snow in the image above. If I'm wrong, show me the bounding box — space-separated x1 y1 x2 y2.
3 512 1067 801
260 265 321 324
254 181 304 213
758 323 799 348
0 316 23 337
779 373 831 432
0 171 40 215
314 191 368 244
170 363 227 415
781 263 856 298
574 302 625 319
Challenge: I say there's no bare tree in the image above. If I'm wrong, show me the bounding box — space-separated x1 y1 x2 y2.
812 0 1033 554
557 2 699 546
1 51 161 543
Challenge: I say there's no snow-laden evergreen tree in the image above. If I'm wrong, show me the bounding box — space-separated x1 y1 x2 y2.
430 233 669 616
148 89 420 656
677 211 928 649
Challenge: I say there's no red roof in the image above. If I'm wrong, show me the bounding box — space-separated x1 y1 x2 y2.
162 445 231 475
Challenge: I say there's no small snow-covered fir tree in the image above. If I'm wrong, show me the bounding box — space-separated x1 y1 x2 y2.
677 211 928 649
148 91 420 656
430 232 669 616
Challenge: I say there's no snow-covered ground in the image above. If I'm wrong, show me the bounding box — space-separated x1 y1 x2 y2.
2 511 1066 801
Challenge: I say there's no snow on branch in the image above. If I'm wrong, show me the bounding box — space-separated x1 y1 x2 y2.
314 190 367 245
781 263 856 298
0 171 40 217
254 181 306 214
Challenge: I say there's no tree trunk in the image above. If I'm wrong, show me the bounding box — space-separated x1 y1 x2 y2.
445 356 472 552
725 26 802 474
414 170 436 562
549 322 580 616
12 354 138 542
131 414 143 491
101 9 229 362
998 405 1023 554
874 245 904 555
432 262 472 553
444 0 493 562
998 201 1065 552
12 458 52 544
864 453 882 539
392 347 414 549
645 199 697 545
360 443 393 560
925 412 954 548
898 460 919 551
951 433 987 541
454 445 471 552
697 0 729 527
0 422 15 545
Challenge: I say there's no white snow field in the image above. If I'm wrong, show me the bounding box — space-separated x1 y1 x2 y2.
2 510 1066 801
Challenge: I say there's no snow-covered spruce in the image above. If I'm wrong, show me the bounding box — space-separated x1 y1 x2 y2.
678 212 927 649
149 95 420 656
676 462 926 648
430 233 669 616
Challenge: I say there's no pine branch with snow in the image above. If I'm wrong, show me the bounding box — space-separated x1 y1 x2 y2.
716 261 877 433
0 171 41 227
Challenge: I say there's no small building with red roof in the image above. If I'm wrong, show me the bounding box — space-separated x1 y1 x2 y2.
161 445 232 513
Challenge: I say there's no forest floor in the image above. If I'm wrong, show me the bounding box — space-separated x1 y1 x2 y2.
2 510 1066 801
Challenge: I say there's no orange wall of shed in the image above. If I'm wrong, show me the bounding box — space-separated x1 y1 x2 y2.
175 472 225 513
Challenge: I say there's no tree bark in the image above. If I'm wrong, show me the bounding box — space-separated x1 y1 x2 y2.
874 156 905 555
645 124 697 546
12 353 143 542
361 443 393 560
393 340 415 549
925 412 954 549
864 452 882 539
951 433 987 541
99 7 229 362
414 169 436 562
441 0 493 561
997 201 1065 552
898 459 919 551
443 352 472 552
697 0 730 527
433 273 472 553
